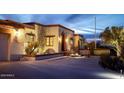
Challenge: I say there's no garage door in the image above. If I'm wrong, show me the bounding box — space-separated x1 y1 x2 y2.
0 33 10 61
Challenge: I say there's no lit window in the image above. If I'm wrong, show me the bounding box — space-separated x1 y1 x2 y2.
46 36 54 46
46 37 50 46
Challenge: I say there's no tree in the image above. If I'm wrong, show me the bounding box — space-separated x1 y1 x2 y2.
100 26 124 57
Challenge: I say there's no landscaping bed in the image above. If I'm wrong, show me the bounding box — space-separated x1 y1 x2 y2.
99 55 124 72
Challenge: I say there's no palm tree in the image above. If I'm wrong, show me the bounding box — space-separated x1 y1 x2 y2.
100 26 124 56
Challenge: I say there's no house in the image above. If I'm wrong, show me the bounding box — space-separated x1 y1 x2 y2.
25 23 75 54
74 34 85 51
0 20 36 61
0 19 76 61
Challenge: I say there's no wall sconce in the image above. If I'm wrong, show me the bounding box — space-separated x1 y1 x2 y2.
58 37 61 42
16 30 20 37
14 29 23 43
66 38 68 43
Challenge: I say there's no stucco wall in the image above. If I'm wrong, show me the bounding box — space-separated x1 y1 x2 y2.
44 26 59 53
0 23 75 61
25 24 75 54
10 27 36 60
10 28 24 55
10 28 36 55
74 35 80 48
34 24 46 54
59 27 74 52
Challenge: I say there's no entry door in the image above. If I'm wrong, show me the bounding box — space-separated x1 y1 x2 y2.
61 33 67 51
0 33 10 61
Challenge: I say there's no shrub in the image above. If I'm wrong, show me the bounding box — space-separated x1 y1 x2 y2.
99 55 124 71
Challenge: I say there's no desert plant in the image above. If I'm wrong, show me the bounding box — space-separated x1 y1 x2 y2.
99 26 124 71
25 42 39 57
100 26 124 57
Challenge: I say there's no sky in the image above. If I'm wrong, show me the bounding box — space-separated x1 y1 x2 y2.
0 14 124 41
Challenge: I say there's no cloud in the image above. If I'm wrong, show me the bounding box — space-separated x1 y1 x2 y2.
86 38 101 42
83 33 100 39
0 14 124 41
66 14 82 22
0 14 20 21
72 28 93 34
26 14 71 25
66 14 96 23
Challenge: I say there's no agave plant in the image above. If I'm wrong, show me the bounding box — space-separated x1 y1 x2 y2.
25 41 39 57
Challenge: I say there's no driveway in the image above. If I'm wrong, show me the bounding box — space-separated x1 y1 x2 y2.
0 56 122 79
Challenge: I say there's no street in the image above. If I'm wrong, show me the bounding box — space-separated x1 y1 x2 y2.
0 56 122 79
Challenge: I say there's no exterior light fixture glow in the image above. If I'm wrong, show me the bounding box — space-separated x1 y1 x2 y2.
16 30 21 38
66 38 68 42
58 37 61 42
14 29 24 43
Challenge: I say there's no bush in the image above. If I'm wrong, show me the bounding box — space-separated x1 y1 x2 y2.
99 55 124 71
99 55 113 69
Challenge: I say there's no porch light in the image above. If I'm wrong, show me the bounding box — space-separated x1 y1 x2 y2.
58 37 61 42
66 38 68 42
16 29 21 37
14 29 23 42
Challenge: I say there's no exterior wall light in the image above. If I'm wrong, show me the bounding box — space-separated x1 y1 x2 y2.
16 30 20 37
66 38 68 43
14 29 24 43
58 37 61 42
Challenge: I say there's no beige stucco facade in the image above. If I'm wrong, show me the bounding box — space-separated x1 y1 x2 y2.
0 21 36 61
58 26 74 52
74 34 80 49
44 25 74 53
0 20 77 61
10 27 36 60
44 26 59 53
27 23 75 54
74 34 85 50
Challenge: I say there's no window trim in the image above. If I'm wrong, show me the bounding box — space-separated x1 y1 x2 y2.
45 35 55 46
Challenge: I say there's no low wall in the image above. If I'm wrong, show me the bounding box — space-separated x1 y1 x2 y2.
94 49 110 56
36 53 64 60
10 53 64 61
79 50 90 56
79 49 110 56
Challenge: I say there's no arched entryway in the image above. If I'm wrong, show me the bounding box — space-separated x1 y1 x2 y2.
61 32 67 51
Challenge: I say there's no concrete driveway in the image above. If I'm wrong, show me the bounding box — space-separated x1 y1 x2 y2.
0 56 122 79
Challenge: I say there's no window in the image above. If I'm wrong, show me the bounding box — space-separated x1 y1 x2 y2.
46 36 54 46
25 33 35 43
